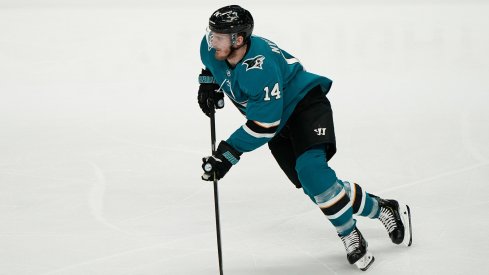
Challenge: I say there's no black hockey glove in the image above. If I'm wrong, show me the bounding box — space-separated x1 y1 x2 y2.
198 69 224 117
202 140 242 181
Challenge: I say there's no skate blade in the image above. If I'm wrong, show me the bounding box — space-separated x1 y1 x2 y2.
354 251 375 271
399 203 412 247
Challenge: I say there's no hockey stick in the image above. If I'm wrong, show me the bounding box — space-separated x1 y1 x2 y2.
206 98 224 275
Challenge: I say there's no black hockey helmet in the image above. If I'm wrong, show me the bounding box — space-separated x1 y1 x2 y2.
208 5 254 42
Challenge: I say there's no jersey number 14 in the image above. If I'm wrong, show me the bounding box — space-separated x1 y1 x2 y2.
263 83 281 101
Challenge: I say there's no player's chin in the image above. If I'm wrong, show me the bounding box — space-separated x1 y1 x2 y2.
214 50 229 61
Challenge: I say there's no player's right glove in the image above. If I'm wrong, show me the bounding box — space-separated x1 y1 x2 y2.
198 69 224 117
201 141 241 181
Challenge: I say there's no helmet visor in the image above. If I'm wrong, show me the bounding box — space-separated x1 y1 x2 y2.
206 27 232 50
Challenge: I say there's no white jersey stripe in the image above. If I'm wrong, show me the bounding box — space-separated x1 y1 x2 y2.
285 57 300 65
254 120 281 128
243 124 276 138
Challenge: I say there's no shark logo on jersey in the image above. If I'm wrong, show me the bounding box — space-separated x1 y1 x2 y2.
242 55 265 71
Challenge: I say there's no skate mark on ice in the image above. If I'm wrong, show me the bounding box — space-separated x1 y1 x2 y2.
88 161 133 235
117 184 207 224
273 233 338 274
429 199 489 214
377 161 489 195
379 109 488 195
460 110 488 163
105 134 203 156
40 230 220 275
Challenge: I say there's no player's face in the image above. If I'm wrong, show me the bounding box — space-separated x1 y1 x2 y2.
207 30 233 60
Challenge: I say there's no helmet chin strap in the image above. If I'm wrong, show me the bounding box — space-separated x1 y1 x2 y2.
227 34 247 60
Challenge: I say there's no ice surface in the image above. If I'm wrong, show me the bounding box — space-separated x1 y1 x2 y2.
1 1 488 274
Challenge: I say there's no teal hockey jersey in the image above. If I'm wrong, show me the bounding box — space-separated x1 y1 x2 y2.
200 35 333 153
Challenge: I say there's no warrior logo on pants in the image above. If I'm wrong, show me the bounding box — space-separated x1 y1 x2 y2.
314 128 327 136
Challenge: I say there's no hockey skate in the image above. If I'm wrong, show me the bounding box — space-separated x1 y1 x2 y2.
340 227 375 271
377 198 412 246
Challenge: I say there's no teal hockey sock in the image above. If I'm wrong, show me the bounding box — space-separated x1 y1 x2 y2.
295 146 355 236
339 180 380 219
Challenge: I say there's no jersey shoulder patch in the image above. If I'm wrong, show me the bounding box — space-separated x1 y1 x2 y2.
242 55 265 71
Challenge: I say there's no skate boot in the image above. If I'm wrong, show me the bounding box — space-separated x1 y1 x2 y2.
377 198 412 246
339 227 375 271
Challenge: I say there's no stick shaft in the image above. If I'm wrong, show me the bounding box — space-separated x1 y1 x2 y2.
209 110 223 275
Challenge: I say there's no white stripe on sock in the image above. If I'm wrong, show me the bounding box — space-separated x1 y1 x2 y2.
317 189 346 209
367 197 379 218
327 203 351 220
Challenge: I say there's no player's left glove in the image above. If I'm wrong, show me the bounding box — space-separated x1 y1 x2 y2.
202 141 242 181
198 69 224 117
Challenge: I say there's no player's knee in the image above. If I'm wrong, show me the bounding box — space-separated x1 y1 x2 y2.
295 147 337 197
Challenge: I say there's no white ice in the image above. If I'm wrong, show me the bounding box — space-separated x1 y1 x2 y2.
1 1 488 274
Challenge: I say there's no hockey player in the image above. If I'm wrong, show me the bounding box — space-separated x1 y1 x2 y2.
197 5 412 271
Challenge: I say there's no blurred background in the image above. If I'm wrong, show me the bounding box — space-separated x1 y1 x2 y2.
1 1 488 274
